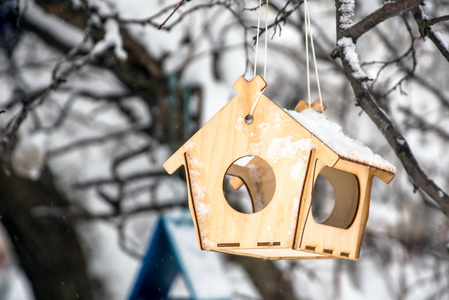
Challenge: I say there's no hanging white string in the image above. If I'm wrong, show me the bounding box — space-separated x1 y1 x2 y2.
304 0 311 107
250 0 269 117
253 0 263 78
263 0 268 80
304 0 324 112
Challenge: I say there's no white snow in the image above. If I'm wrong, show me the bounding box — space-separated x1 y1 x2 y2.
11 132 47 180
248 142 262 155
191 179 206 202
266 136 315 165
0 267 34 300
287 196 300 240
258 122 271 137
433 31 449 52
91 19 128 60
186 154 214 248
164 212 233 299
24 1 88 50
286 108 396 173
396 137 405 146
338 37 368 80
79 222 139 300
290 160 308 186
187 156 206 202
235 116 245 131
338 0 355 29
0 227 34 300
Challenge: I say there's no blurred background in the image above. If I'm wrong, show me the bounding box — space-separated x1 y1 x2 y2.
0 0 449 299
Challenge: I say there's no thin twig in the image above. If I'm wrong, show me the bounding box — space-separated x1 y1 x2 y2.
158 0 186 29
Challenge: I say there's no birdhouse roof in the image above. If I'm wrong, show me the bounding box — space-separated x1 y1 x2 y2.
285 108 396 174
164 76 395 179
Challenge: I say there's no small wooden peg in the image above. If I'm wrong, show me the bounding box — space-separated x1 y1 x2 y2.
295 99 327 113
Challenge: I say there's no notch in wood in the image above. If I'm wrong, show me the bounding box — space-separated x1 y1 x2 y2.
217 243 240 247
305 245 316 251
340 252 350 257
257 242 281 246
323 249 333 254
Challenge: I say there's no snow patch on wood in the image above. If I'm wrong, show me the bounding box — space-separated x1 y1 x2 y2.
266 136 315 165
248 142 262 155
236 116 245 131
258 122 271 137
290 159 309 186
187 154 214 248
287 196 300 241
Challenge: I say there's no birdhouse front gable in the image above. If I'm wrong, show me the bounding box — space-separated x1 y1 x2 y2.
163 76 336 258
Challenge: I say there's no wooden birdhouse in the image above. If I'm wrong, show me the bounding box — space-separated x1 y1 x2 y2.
163 76 395 260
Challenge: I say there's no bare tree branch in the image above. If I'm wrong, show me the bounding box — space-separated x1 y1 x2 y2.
334 0 449 216
429 14 449 25
400 107 449 141
412 6 449 62
45 124 149 157
32 201 188 221
0 55 92 156
73 170 170 189
341 0 422 40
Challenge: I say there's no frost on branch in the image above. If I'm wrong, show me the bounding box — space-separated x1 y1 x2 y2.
433 31 449 52
339 0 355 29
91 19 128 60
337 37 368 81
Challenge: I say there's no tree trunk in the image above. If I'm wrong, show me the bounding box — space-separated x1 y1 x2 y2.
0 165 98 300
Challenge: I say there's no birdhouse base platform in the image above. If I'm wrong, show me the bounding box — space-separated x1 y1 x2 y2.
214 248 331 260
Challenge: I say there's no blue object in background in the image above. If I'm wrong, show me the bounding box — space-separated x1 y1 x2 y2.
129 211 233 300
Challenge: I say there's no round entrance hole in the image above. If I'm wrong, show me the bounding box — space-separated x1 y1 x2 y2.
223 156 276 214
311 166 359 229
311 174 336 224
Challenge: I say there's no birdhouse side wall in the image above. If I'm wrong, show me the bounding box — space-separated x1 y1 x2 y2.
296 157 373 260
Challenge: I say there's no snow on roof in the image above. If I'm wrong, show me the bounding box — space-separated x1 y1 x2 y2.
285 108 396 173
